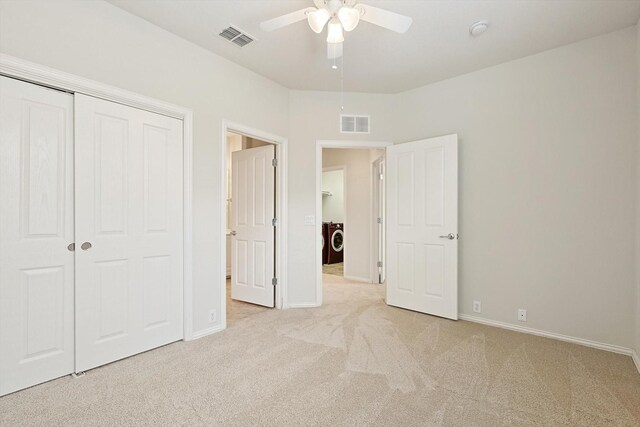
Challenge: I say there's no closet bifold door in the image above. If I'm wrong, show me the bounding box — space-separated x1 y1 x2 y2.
0 76 75 396
74 94 184 373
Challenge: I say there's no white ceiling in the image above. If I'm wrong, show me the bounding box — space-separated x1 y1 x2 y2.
107 0 640 93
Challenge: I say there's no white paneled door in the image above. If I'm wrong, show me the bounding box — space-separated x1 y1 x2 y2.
385 134 458 319
0 76 75 396
231 145 275 308
74 95 183 372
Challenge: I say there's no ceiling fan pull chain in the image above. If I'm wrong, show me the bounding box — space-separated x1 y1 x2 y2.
340 47 344 111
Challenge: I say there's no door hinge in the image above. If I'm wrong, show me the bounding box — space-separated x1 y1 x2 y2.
272 277 278 286
377 261 383 268
377 217 383 224
272 158 278 167
272 218 278 227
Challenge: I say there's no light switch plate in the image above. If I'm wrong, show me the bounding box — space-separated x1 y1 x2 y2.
304 215 315 226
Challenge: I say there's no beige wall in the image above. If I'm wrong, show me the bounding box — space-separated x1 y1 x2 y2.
0 0 290 334
323 148 384 282
394 27 637 348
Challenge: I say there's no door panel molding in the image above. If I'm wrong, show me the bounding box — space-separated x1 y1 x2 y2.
221 121 289 318
0 54 194 343
386 134 458 320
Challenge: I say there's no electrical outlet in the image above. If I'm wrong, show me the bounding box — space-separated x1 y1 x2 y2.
208 309 217 323
473 300 481 313
518 309 527 322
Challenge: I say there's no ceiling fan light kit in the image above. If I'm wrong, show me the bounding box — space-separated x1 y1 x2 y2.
307 7 331 33
260 0 412 59
326 18 345 43
337 6 361 32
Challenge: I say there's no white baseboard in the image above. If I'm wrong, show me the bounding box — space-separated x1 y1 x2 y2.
288 302 321 308
188 323 226 341
343 275 372 283
459 314 633 356
633 350 640 374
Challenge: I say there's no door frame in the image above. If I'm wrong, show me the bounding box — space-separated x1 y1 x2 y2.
315 140 392 306
371 155 386 284
222 121 288 313
0 54 196 340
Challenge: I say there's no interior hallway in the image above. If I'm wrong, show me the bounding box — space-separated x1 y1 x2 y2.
1 275 639 426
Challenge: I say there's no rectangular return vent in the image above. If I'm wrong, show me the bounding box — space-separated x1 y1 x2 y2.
219 26 255 47
340 114 370 134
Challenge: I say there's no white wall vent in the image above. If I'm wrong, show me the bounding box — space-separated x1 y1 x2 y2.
340 114 370 134
219 26 255 47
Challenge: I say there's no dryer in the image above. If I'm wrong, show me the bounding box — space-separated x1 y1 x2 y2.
327 223 344 264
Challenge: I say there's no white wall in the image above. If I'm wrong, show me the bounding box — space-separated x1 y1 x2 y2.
322 169 345 223
1 1 638 353
289 26 638 350
288 91 396 304
322 148 384 281
636 21 640 363
395 27 637 349
0 0 290 335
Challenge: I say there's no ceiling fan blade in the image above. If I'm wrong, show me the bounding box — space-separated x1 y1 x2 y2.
260 7 314 32
327 42 343 59
356 4 412 34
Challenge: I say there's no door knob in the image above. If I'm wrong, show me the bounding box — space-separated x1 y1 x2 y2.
439 233 456 240
80 242 92 250
230 230 237 236
67 243 75 252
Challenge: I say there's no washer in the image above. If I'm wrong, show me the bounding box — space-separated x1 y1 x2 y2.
327 223 344 264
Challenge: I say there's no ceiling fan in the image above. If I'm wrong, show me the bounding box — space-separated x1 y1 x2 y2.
260 0 412 59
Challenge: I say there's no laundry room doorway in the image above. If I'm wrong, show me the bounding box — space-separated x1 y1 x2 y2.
316 141 391 304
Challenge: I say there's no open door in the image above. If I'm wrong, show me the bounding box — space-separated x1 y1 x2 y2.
385 134 458 320
231 145 275 308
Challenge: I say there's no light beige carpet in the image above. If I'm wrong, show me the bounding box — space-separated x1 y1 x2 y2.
1 274 639 426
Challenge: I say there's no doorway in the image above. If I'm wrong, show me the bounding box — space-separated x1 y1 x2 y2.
316 141 392 305
221 122 288 325
225 131 274 323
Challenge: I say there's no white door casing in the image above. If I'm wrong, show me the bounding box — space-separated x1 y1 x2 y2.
74 94 184 372
231 145 275 308
0 76 75 396
385 134 458 320
372 156 386 284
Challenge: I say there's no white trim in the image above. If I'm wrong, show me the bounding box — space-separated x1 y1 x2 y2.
459 314 633 356
0 54 190 120
633 350 640 374
0 54 195 341
370 155 385 284
343 275 373 284
316 140 393 306
288 303 320 308
190 324 226 341
222 121 289 314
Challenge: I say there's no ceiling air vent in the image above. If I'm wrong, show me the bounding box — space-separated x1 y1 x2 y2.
219 26 255 47
340 114 370 134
